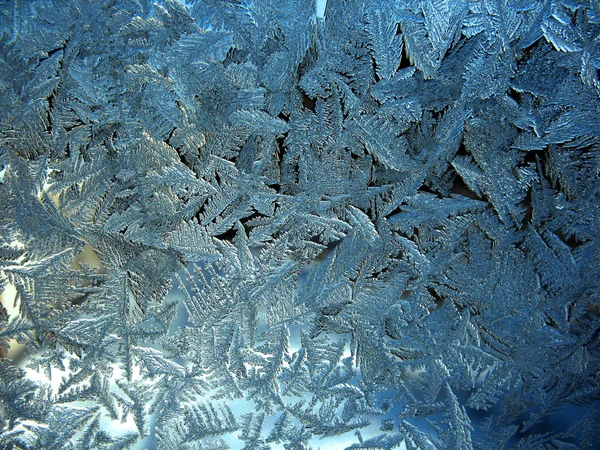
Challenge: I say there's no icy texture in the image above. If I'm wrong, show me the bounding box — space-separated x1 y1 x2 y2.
1 0 600 448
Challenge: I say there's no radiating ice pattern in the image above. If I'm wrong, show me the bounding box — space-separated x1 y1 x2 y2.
1 0 600 449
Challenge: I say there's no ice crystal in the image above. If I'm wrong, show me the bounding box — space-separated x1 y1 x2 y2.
1 0 599 449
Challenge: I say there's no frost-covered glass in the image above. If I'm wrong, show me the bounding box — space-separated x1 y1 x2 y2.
1 0 599 449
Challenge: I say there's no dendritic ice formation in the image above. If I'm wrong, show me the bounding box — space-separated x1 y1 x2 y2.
1 0 600 448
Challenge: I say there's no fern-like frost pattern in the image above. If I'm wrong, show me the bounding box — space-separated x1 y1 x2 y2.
1 0 599 448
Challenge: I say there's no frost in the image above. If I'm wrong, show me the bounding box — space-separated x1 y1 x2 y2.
1 0 599 449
